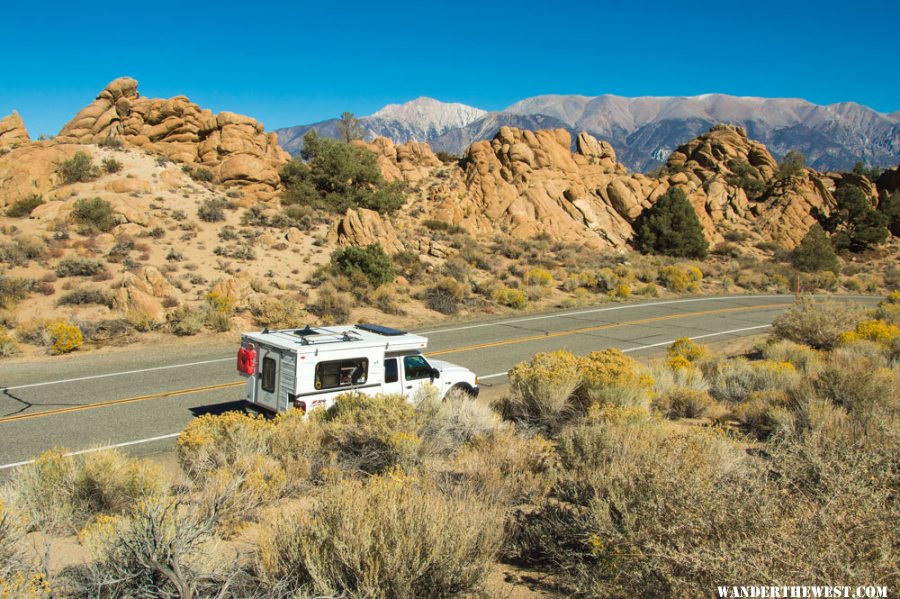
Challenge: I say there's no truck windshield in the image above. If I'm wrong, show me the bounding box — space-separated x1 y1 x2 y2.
403 355 432 380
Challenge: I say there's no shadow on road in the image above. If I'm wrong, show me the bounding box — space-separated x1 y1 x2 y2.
189 400 249 418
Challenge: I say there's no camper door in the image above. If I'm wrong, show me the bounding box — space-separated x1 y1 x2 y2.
256 347 281 411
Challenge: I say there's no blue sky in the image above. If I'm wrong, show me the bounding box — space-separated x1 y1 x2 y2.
2 0 898 136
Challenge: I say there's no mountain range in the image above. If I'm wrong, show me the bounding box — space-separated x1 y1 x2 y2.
275 94 900 172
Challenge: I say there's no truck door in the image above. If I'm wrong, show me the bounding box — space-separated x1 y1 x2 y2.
401 354 436 400
256 347 281 411
382 357 402 395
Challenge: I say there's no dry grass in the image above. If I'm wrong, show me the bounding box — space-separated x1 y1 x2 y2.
5 448 164 535
257 473 504 599
772 297 864 349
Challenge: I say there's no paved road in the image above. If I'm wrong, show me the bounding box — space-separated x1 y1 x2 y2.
0 294 877 469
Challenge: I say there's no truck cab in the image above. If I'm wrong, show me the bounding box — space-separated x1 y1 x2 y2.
236 323 478 414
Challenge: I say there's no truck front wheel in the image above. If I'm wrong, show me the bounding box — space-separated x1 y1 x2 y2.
448 383 477 399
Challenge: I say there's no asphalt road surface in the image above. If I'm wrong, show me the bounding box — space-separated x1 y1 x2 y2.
0 294 878 470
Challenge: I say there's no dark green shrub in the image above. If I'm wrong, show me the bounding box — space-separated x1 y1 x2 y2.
776 150 806 180
423 219 465 234
71 197 117 233
791 224 839 273
818 184 890 252
280 130 405 214
98 136 124 150
57 288 111 307
725 158 767 200
101 158 123 174
633 187 708 259
197 198 227 222
189 167 215 182
330 244 395 287
5 194 44 217
877 192 899 237
55 258 105 277
57 151 99 183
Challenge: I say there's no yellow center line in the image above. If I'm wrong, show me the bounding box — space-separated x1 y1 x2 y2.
0 303 789 424
0 381 245 424
426 303 789 357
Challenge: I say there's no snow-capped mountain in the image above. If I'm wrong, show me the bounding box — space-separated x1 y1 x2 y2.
276 94 900 172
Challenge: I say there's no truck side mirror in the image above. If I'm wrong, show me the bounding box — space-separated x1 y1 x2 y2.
430 368 441 380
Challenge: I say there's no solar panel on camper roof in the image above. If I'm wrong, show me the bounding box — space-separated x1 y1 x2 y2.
355 323 407 336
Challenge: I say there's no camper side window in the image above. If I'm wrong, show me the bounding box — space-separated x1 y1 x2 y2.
315 358 368 390
261 357 277 392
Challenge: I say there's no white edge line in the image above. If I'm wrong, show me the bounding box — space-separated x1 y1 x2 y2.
418 294 783 335
0 433 181 471
0 323 774 471
2 357 233 391
418 294 878 336
476 324 772 382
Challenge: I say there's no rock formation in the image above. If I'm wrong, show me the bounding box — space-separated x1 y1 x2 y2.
665 125 837 247
396 127 656 249
112 266 179 324
328 208 406 254
0 111 30 148
55 77 290 199
350 137 441 184
362 124 851 250
0 144 86 207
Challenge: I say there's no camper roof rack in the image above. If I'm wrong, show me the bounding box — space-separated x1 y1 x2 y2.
355 323 407 336
286 325 363 346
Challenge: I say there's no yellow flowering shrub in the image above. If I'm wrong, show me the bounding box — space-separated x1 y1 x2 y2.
492 285 527 309
177 411 274 478
320 392 419 474
0 572 52 599
609 283 631 299
526 268 554 287
579 349 652 409
658 266 689 292
500 351 582 429
667 337 710 363
838 319 900 347
205 291 235 314
46 320 82 354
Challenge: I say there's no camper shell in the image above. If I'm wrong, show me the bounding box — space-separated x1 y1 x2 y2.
236 323 478 414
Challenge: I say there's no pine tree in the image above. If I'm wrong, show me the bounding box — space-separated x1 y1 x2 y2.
337 111 365 143
790 224 839 273
818 184 890 252
632 187 709 259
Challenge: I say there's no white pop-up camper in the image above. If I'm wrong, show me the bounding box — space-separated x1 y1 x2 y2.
236 323 478 414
